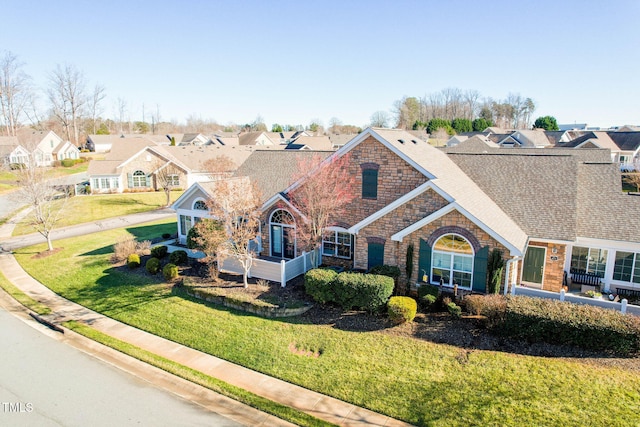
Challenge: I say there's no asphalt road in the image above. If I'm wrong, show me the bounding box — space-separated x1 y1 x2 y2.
0 306 241 427
0 172 88 221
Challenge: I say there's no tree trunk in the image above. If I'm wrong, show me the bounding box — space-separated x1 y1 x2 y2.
164 188 171 207
46 235 53 251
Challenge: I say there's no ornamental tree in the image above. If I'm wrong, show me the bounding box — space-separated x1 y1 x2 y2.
288 153 357 266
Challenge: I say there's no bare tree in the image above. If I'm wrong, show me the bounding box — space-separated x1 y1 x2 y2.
88 84 106 135
370 111 390 128
48 64 87 145
153 161 182 207
190 218 226 279
0 51 32 136
13 155 67 251
328 117 342 134
206 178 262 287
288 153 357 267
115 97 127 134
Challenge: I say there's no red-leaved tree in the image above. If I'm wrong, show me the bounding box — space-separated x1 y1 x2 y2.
288 153 356 266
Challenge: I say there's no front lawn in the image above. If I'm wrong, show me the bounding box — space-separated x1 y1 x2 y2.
12 191 182 236
14 223 640 426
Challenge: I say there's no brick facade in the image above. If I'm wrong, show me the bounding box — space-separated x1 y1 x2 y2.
520 241 567 292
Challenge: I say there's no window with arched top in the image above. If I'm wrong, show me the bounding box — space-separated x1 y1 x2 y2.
431 234 474 289
269 209 295 259
193 200 207 210
131 170 147 187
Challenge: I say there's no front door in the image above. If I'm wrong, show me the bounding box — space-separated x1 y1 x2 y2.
271 225 294 259
522 246 546 287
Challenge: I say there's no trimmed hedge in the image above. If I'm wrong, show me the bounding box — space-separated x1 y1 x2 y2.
304 269 394 312
470 295 640 356
151 245 168 259
163 263 178 280
304 268 338 304
388 296 417 324
333 272 394 312
127 253 140 269
169 250 188 266
145 257 161 275
61 158 75 167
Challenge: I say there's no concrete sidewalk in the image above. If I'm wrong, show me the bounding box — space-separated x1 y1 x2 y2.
0 216 413 426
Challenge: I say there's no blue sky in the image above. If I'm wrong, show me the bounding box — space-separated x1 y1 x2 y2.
3 0 639 129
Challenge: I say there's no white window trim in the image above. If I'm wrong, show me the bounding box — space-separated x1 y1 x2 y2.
430 233 475 290
322 227 352 259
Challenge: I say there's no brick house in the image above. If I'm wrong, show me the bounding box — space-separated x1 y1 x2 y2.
258 128 640 295
259 128 528 294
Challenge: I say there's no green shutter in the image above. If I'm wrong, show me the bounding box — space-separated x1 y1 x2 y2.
472 246 489 293
127 173 133 188
367 242 384 270
362 169 378 199
418 239 432 283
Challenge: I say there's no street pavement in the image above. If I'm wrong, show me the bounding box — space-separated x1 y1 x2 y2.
0 305 242 427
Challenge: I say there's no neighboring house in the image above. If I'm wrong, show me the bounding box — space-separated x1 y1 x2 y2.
498 129 552 148
284 136 334 151
444 135 499 152
86 134 163 152
88 139 254 193
18 130 79 166
0 136 30 166
238 131 278 147
559 123 588 131
447 146 640 295
166 133 211 146
607 132 640 171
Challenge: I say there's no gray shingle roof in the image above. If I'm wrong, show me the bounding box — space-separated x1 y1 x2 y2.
608 132 640 151
233 150 333 202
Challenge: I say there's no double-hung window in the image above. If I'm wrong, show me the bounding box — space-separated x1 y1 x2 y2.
323 230 352 258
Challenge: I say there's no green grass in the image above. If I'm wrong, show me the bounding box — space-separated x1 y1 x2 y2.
0 270 51 315
14 225 640 426
12 191 182 236
64 321 334 427
47 162 89 176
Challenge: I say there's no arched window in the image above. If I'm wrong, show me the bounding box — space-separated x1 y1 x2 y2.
431 234 474 289
269 209 296 259
131 170 147 187
193 200 207 210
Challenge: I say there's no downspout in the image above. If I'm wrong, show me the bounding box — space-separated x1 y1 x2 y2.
504 256 522 296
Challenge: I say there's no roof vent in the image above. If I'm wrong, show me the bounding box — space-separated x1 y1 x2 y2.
398 139 405 144
411 139 418 144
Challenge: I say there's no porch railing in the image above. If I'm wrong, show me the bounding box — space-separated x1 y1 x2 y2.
219 248 320 287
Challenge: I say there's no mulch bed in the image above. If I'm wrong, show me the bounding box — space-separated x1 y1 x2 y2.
122 256 640 371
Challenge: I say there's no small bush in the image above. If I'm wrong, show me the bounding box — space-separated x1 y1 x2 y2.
447 301 462 318
145 257 161 274
304 268 338 304
61 158 75 167
333 272 394 312
388 296 417 324
418 283 439 299
127 253 141 269
368 265 401 280
420 294 437 311
163 263 179 280
136 240 151 256
112 236 138 263
162 233 172 240
169 250 188 265
151 245 168 259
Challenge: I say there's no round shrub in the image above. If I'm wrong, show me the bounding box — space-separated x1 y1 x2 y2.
447 301 462 318
304 268 338 304
388 296 417 324
163 263 178 280
127 253 140 269
420 294 437 311
145 257 161 275
150 245 168 259
162 233 172 240
169 250 188 266
61 158 75 167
